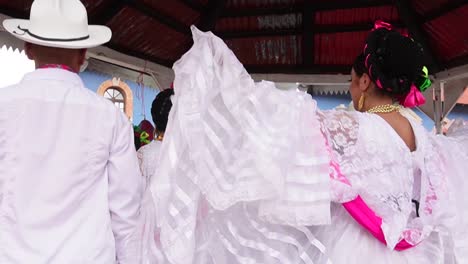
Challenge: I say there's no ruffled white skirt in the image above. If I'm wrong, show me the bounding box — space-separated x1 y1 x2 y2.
309 203 452 264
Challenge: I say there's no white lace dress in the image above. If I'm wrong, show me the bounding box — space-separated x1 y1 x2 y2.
309 110 463 263
138 27 468 264
135 141 165 263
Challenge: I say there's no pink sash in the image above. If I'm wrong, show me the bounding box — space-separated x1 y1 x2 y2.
342 196 418 251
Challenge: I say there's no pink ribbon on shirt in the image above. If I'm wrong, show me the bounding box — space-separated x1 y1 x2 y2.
39 64 76 73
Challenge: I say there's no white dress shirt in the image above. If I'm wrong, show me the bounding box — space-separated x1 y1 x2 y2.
0 69 142 263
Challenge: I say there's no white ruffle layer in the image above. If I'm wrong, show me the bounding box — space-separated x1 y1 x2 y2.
148 26 332 263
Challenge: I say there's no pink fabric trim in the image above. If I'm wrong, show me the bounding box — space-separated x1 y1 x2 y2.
39 64 76 73
342 196 418 251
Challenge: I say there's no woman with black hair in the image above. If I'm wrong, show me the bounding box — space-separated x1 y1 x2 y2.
135 89 174 263
306 23 467 263
137 89 174 185
134 134 141 151
139 24 467 263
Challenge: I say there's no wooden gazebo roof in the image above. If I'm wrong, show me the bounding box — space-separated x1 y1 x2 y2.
0 0 466 75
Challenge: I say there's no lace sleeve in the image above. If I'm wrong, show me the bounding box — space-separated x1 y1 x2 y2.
318 110 359 155
446 119 468 152
317 110 360 202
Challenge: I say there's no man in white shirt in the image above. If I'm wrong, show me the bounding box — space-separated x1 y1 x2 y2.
0 0 142 263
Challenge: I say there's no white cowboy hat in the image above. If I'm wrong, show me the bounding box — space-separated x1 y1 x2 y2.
2 0 112 49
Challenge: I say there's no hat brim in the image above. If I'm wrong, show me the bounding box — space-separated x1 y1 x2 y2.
3 19 112 49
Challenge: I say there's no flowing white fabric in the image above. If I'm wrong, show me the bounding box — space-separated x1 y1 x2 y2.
138 26 468 263
0 69 142 263
147 26 332 264
435 121 468 263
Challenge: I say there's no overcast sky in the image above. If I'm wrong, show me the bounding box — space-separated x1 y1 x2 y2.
0 45 34 88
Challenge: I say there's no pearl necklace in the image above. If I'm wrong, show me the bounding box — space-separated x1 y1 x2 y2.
366 104 400 114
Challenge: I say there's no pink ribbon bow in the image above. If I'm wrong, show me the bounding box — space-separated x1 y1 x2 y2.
373 20 393 31
400 84 426 108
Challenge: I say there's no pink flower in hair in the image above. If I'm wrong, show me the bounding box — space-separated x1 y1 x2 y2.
400 84 426 108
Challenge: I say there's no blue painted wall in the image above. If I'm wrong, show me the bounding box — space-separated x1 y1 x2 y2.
312 93 467 131
78 70 467 131
448 104 468 120
314 93 352 110
79 70 159 126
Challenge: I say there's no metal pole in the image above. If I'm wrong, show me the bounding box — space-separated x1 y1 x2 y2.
433 82 444 134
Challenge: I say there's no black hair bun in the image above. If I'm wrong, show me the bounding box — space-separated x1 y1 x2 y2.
151 89 174 132
364 28 426 96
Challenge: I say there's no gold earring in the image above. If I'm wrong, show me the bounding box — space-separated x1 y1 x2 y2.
156 133 164 141
358 94 365 111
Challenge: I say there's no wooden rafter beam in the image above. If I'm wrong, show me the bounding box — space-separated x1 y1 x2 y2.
395 0 441 72
102 42 355 75
89 1 126 25
217 22 404 39
220 0 392 18
424 0 467 21
315 0 393 10
105 41 353 75
0 7 28 19
198 0 226 32
244 64 351 74
221 6 301 18
219 29 300 38
123 0 190 35
302 0 315 67
105 42 174 68
444 54 468 70
180 0 205 12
